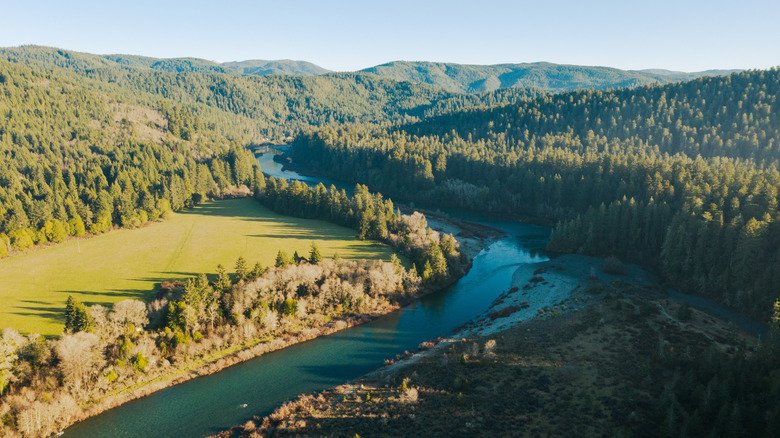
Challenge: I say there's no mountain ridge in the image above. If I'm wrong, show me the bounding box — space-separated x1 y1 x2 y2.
359 60 742 93
0 45 741 94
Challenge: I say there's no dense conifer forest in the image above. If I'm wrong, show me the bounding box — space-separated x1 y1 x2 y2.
0 46 541 140
0 59 260 257
292 68 780 318
359 60 739 93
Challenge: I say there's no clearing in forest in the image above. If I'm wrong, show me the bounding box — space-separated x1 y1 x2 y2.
0 198 394 336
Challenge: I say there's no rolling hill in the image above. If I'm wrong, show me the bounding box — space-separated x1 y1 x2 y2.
222 59 332 76
359 60 741 93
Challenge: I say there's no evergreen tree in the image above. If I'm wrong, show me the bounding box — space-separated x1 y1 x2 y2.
309 242 323 264
234 256 248 281
64 295 94 333
215 264 232 293
275 250 290 268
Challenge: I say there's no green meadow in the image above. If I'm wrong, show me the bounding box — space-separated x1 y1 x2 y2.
0 198 394 336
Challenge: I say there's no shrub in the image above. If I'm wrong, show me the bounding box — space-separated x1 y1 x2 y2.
8 229 34 251
399 387 418 404
159 341 168 356
172 331 188 348
119 337 135 359
279 298 298 317
133 353 148 373
68 216 86 237
0 238 7 258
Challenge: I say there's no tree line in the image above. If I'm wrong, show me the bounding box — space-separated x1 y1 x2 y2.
257 176 465 288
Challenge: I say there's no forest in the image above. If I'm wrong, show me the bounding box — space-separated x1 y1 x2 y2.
0 46 542 141
0 59 261 258
291 68 780 319
358 60 738 93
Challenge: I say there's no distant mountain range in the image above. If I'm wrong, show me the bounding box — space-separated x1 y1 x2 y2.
0 45 740 94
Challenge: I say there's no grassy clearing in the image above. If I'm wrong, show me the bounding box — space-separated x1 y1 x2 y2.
0 198 394 336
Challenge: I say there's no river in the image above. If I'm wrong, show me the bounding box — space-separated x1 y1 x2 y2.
63 152 551 437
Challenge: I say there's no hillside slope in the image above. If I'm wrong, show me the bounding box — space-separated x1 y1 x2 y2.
360 60 740 93
222 59 332 76
292 68 780 318
0 46 539 139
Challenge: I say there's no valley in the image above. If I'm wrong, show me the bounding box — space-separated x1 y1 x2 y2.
0 22 777 437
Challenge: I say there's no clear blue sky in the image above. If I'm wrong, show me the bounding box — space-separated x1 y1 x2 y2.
1 0 778 72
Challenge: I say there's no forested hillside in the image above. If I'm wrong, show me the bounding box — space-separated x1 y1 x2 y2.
222 59 332 77
0 59 259 257
0 46 539 140
0 46 540 258
360 61 740 93
292 68 780 317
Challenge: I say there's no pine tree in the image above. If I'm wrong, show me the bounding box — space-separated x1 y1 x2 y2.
421 260 434 284
309 242 323 264
216 264 232 292
250 262 265 279
64 295 94 333
64 296 76 332
235 256 248 281
275 250 290 268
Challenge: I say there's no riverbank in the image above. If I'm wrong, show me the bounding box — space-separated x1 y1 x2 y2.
72 311 391 426
229 254 760 437
50 214 503 437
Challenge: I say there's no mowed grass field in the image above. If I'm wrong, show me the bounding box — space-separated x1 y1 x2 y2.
0 198 395 336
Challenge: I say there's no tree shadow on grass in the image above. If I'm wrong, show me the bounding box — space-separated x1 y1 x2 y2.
10 300 66 328
178 199 356 230
249 232 357 242
54 289 149 302
176 199 262 219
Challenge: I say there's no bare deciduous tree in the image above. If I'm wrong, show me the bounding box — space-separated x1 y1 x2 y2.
0 332 18 395
110 299 149 330
54 332 104 395
89 304 110 338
